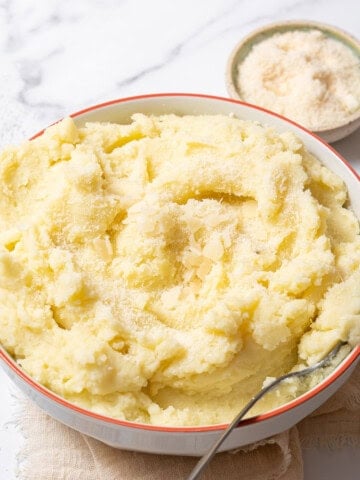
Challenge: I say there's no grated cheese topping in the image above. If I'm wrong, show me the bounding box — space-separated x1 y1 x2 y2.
237 29 360 130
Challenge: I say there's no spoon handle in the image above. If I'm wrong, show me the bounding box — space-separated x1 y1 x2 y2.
187 341 346 480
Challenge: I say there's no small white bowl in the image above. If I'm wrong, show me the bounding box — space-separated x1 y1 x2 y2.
1 93 360 456
226 21 360 143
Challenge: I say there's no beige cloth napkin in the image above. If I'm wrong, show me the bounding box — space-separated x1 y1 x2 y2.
17 365 359 480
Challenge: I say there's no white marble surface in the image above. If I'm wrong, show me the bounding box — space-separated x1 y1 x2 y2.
0 0 359 478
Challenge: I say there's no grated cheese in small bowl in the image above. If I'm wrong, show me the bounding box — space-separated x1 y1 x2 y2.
226 21 360 142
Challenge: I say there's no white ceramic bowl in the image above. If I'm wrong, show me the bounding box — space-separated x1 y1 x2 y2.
1 93 359 456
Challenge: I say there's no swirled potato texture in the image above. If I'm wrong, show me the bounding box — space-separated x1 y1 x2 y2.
0 114 359 425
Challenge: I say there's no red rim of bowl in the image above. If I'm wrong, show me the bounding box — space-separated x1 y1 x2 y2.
1 92 359 434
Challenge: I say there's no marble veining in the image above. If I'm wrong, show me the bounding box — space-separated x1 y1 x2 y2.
1 0 359 148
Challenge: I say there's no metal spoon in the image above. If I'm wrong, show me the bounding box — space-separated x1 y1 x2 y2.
187 340 347 480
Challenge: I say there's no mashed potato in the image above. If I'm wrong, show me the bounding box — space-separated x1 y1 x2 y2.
0 114 359 426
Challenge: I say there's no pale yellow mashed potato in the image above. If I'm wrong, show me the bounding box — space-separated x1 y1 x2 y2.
0 114 359 426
